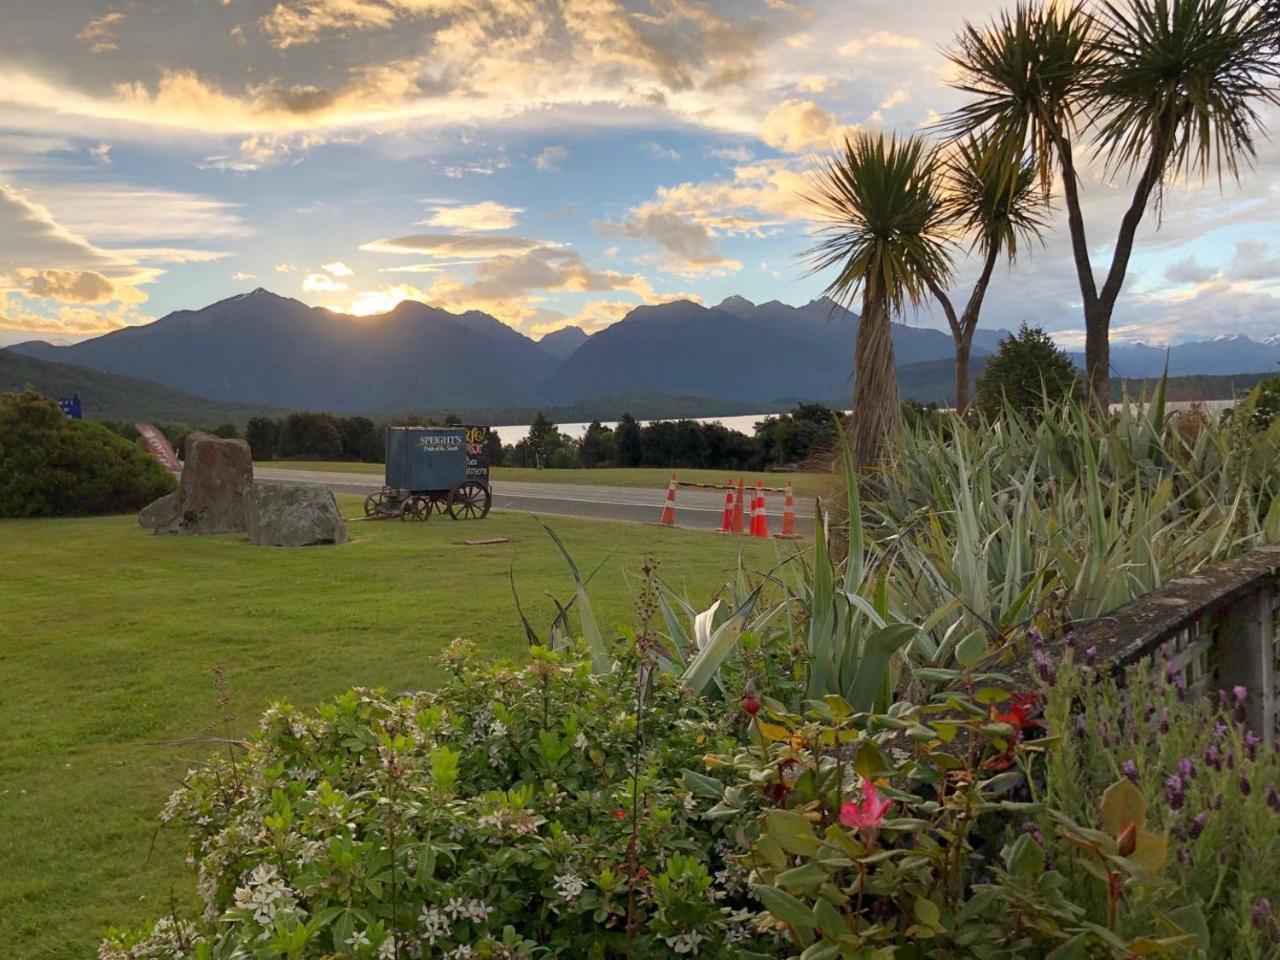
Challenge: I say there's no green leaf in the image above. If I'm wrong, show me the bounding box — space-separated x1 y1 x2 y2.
846 622 917 714
680 769 725 800
765 809 821 856
776 861 829 893
914 897 941 929
955 631 988 669
753 884 818 932
1099 778 1147 836
680 588 763 694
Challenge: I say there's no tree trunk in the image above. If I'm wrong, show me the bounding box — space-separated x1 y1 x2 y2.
1085 301 1110 409
850 292 899 470
954 337 971 413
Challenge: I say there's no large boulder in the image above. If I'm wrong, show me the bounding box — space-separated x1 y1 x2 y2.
245 483 347 547
139 433 252 535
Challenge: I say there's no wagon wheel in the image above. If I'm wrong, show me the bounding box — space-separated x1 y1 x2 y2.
363 490 385 517
427 492 450 515
400 496 431 522
447 481 492 520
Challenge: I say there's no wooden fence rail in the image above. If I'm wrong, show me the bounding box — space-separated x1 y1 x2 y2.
1075 545 1280 745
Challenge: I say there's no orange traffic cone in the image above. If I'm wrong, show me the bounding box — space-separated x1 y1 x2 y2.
751 481 769 538
716 485 735 533
659 473 678 526
776 480 799 539
731 477 746 534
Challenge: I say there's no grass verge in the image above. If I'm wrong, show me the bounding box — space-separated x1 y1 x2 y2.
0 497 795 958
261 462 831 496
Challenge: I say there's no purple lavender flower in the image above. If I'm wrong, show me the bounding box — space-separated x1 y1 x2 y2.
1179 757 1195 778
1253 899 1273 930
1205 743 1223 772
1241 772 1253 796
1072 713 1086 736
1253 899 1278 943
1177 847 1192 865
1268 786 1280 812
1226 750 1236 770
1062 630 1076 649
1020 819 1044 846
1123 760 1139 784
1165 773 1185 810
1174 672 1187 701
1189 811 1207 839
1158 707 1170 734
1210 794 1223 811
1246 730 1261 762
1085 645 1097 667
1028 626 1043 646
1234 686 1249 724
1213 721 1229 742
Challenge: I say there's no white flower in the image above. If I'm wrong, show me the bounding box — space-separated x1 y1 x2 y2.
489 719 507 737
574 732 588 749
554 872 585 901
445 897 468 919
445 947 475 960
377 935 397 959
663 930 705 954
465 898 491 923
347 929 371 948
418 905 452 945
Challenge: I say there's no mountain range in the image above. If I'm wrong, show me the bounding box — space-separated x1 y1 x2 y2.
6 288 1279 416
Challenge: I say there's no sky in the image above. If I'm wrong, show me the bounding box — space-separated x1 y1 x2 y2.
0 0 1277 349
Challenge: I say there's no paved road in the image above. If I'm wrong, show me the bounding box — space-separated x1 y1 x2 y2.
254 467 815 532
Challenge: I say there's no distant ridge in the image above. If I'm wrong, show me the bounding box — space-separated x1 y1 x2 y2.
10 287 1279 413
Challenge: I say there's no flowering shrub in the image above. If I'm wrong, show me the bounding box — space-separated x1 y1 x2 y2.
100 641 781 959
1041 650 1280 959
700 649 1211 959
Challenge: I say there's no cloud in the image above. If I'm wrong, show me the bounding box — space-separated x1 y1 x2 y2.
322 260 354 276
421 201 522 231
275 262 298 273
644 143 681 161
1164 255 1216 285
26 184 250 243
610 210 741 275
879 88 909 110
0 184 159 312
1231 240 1280 283
760 99 844 153
15 269 117 304
89 143 112 164
76 10 127 53
302 272 349 292
0 297 152 342
535 145 569 172
838 30 921 58
359 233 545 258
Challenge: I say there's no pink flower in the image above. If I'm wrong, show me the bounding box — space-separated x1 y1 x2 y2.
839 776 893 830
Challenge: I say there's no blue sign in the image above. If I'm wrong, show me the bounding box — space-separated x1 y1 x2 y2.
57 395 82 419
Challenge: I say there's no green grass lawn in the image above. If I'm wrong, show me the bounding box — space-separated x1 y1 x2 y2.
0 499 796 958
262 462 832 496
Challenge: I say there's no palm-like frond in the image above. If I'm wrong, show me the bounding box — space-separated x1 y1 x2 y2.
1091 0 1280 183
943 2 1103 193
804 132 954 315
944 134 1051 262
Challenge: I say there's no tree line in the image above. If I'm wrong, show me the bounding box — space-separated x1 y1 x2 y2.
117 404 861 472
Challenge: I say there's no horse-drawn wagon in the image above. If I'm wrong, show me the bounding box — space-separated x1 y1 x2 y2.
363 426 492 521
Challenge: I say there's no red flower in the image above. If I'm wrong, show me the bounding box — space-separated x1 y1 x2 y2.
839 776 893 830
741 695 761 717
612 807 627 820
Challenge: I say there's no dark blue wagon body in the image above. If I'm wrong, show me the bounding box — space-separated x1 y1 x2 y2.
385 426 469 492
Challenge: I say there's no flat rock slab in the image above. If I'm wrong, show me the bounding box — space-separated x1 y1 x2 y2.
139 433 253 535
245 483 347 547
